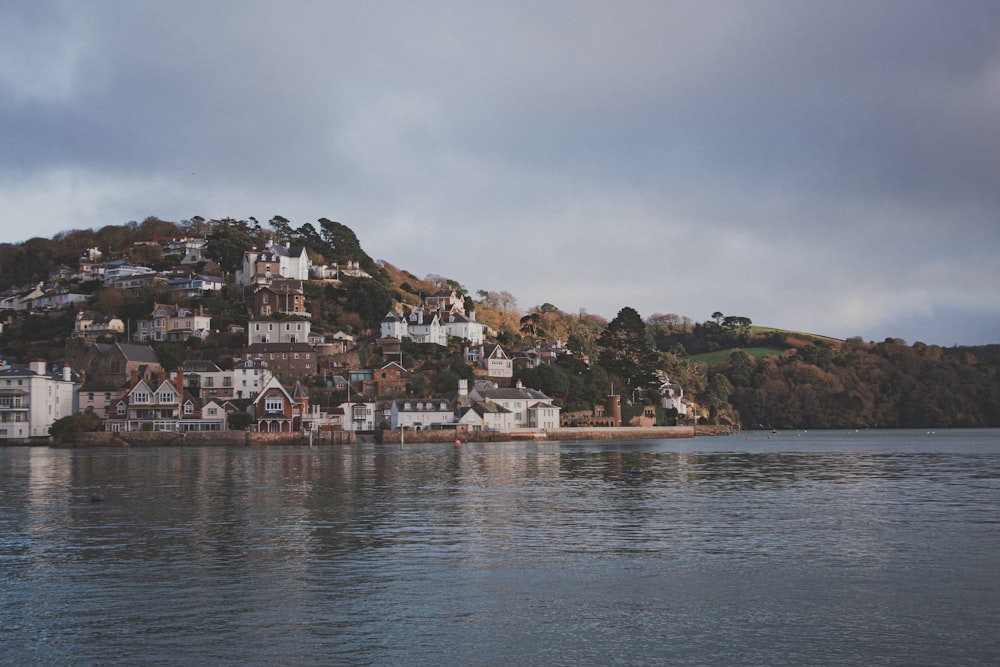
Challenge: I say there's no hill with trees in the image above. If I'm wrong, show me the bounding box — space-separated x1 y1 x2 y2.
1 216 999 429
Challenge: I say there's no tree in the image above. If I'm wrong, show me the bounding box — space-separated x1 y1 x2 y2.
267 215 295 244
49 411 101 441
596 307 660 393
228 411 254 430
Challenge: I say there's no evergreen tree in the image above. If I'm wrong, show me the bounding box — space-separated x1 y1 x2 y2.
596 307 660 393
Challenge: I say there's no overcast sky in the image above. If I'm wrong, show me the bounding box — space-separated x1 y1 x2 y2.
2 1 999 345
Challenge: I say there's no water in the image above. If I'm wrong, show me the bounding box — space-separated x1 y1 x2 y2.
2 429 998 665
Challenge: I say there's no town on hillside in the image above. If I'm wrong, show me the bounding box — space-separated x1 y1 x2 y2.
0 218 691 443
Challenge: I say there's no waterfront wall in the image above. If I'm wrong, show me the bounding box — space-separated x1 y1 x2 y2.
378 424 730 444
60 430 356 447
53 425 728 447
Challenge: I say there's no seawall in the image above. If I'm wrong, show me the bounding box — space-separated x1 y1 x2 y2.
55 425 729 447
378 424 730 444
59 431 356 447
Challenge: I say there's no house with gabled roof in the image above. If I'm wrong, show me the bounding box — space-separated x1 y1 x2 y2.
439 310 485 345
73 311 126 340
468 380 561 430
133 303 211 343
236 243 311 285
251 376 309 432
251 280 308 318
103 368 226 432
65 339 162 387
390 397 455 430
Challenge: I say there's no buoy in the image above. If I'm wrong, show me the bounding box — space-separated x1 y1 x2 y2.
454 439 461 446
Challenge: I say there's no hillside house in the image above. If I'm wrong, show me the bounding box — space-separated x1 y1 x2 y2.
247 318 311 345
250 281 308 318
65 339 162 388
243 343 315 383
236 243 311 285
231 358 273 400
133 303 211 342
73 311 126 340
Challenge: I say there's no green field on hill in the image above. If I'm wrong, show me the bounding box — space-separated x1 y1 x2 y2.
689 346 787 366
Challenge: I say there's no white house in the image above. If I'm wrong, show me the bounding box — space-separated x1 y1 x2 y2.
235 243 311 285
338 400 377 432
468 380 561 430
231 358 273 400
440 310 485 345
247 318 311 345
390 397 455 430
0 361 80 441
380 311 407 340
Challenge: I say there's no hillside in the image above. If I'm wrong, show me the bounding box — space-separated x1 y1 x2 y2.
2 216 1000 430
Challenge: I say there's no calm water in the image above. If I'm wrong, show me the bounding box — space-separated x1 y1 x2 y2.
1 430 998 666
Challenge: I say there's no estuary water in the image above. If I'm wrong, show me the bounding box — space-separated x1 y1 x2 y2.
1 429 998 666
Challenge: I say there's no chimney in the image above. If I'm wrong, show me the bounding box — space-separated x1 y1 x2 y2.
176 365 184 391
62 363 72 382
130 368 139 385
79 369 87 384
29 359 47 375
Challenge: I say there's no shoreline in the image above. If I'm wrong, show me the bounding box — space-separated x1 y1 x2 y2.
38 425 732 448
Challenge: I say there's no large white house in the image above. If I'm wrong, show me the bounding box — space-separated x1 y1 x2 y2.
247 318 311 345
467 380 561 430
0 360 79 441
235 243 311 285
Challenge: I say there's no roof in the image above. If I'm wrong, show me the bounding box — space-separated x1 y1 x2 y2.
117 344 161 363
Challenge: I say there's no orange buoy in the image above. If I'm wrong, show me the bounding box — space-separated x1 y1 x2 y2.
454 439 461 446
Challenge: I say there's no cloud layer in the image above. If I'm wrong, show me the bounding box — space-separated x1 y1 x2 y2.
3 1 999 345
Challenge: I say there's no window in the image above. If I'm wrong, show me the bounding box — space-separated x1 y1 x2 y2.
184 403 193 415
223 377 232 387
133 392 149 403
117 403 126 415
158 392 174 404
208 408 217 416
206 377 214 387
265 397 283 413
88 393 95 401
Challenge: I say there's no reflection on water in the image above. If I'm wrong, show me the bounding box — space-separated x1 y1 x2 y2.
2 429 999 665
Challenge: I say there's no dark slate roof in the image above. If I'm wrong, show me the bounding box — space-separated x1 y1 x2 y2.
117 343 160 363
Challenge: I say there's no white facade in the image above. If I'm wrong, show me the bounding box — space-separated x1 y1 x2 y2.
231 359 273 400
247 319 312 345
0 361 79 441
440 311 485 345
236 243 311 285
338 401 377 432
390 398 455 430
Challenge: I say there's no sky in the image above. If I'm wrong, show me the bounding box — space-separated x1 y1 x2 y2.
2 1 999 346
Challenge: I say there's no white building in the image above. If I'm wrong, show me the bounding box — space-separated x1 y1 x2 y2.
440 310 485 345
247 318 312 345
235 243 311 285
390 397 455 430
231 358 273 400
468 380 561 430
0 360 79 441
338 400 377 432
